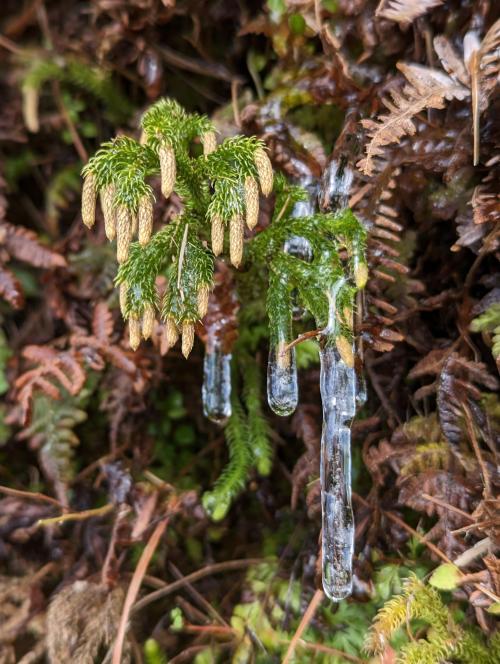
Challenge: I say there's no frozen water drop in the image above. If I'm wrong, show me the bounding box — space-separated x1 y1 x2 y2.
319 343 356 601
267 342 298 416
202 347 232 425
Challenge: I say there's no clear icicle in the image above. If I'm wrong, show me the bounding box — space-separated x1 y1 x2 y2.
320 343 356 601
267 339 298 416
202 344 232 425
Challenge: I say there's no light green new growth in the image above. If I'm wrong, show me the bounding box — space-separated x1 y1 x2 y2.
366 574 499 664
22 56 132 126
81 97 368 518
471 303 500 360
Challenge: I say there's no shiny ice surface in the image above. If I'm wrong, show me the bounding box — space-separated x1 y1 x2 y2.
319 345 356 600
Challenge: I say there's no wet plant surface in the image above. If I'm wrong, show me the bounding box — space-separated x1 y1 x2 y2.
0 1 499 663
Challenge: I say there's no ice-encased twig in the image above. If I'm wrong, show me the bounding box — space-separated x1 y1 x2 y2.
319 342 356 601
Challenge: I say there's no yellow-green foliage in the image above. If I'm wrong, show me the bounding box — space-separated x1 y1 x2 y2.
471 303 500 361
366 574 498 664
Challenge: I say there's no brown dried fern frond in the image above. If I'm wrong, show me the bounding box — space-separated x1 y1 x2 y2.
478 18 500 102
351 163 407 353
70 302 140 377
0 265 24 309
357 64 469 176
14 346 86 425
375 0 445 25
0 221 66 269
470 156 500 237
0 220 66 308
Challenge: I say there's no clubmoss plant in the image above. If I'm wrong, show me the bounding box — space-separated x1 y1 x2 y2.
81 97 368 518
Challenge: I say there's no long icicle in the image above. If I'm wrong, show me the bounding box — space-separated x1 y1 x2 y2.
319 340 356 600
319 156 358 600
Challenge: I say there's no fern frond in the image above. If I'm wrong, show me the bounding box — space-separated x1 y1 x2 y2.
17 391 90 506
202 396 253 521
22 56 132 127
241 353 272 476
1 220 67 269
14 346 86 425
376 0 445 25
358 64 469 176
478 18 500 103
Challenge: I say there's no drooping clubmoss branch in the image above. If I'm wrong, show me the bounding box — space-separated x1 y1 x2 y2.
81 98 273 355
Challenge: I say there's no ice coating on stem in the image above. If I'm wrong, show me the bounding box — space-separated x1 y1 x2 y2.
202 345 232 425
319 157 353 212
320 342 356 601
267 339 298 416
284 173 317 319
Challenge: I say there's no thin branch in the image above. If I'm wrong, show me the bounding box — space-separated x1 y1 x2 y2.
463 403 491 497
0 485 63 508
282 328 321 353
37 502 114 527
231 79 241 129
52 81 88 162
421 493 474 521
282 589 324 664
112 516 170 664
133 558 264 614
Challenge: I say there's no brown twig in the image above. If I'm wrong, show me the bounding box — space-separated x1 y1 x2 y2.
282 329 321 353
282 588 324 664
231 79 241 128
291 640 365 663
74 442 130 482
463 403 491 497
421 493 475 521
168 561 229 627
0 485 63 508
52 80 88 162
37 502 114 527
112 516 170 664
0 33 24 54
133 558 264 614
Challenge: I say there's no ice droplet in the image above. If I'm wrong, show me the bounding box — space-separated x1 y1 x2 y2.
202 346 232 425
319 343 356 601
267 341 298 416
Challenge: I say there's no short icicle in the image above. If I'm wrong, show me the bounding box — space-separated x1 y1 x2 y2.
202 343 232 425
200 264 239 426
267 323 298 417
